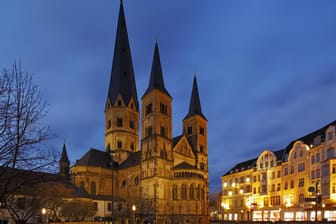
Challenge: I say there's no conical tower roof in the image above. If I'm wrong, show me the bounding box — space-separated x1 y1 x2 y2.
60 143 70 163
106 1 139 111
143 42 171 98
184 75 206 120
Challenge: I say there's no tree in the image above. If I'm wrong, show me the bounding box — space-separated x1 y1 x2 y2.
61 200 95 222
0 62 56 221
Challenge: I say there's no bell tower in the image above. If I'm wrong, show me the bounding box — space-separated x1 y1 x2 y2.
183 76 208 172
105 1 139 163
140 42 174 222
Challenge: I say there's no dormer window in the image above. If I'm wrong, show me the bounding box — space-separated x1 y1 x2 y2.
117 100 122 106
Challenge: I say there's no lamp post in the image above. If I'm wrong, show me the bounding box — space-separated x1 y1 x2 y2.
110 150 115 222
221 202 225 221
132 204 136 224
41 208 47 224
322 203 325 221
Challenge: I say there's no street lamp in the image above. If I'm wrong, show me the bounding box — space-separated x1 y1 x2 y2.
221 202 225 221
132 204 136 224
41 208 47 223
110 150 115 221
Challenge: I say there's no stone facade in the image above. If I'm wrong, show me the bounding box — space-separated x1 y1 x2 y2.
71 2 209 224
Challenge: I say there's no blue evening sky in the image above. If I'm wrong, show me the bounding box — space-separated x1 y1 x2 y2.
1 0 336 192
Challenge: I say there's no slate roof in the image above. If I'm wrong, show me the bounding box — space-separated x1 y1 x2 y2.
0 167 90 199
118 151 141 169
142 42 171 98
74 148 111 169
107 1 139 111
223 120 336 176
281 120 336 160
184 76 206 121
223 158 257 176
59 143 70 163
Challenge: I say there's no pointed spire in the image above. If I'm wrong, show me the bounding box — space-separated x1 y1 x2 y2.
143 42 171 98
106 1 139 111
184 75 207 120
60 143 70 163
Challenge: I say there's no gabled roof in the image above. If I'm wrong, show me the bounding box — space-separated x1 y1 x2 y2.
173 134 197 157
184 76 206 121
142 42 171 98
74 148 111 168
173 162 195 170
173 134 183 147
106 1 139 111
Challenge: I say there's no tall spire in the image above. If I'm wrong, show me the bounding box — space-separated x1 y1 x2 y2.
143 42 171 98
106 1 139 110
59 144 70 178
60 143 70 163
184 75 207 120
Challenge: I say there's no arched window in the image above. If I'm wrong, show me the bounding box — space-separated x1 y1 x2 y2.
172 185 178 200
190 185 194 200
90 181 96 196
181 184 187 199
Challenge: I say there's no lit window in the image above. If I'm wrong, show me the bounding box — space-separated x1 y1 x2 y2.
298 163 305 172
290 180 294 189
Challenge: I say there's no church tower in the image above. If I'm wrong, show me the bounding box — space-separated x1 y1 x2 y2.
183 76 208 173
59 144 70 178
140 42 174 223
105 1 139 163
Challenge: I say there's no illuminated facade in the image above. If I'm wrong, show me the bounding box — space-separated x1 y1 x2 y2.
221 121 336 222
71 2 209 224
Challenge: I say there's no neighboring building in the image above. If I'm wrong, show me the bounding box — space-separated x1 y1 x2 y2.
71 2 209 224
0 159 92 224
221 120 336 222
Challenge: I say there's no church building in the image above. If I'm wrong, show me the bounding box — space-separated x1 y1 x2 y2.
70 2 209 224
